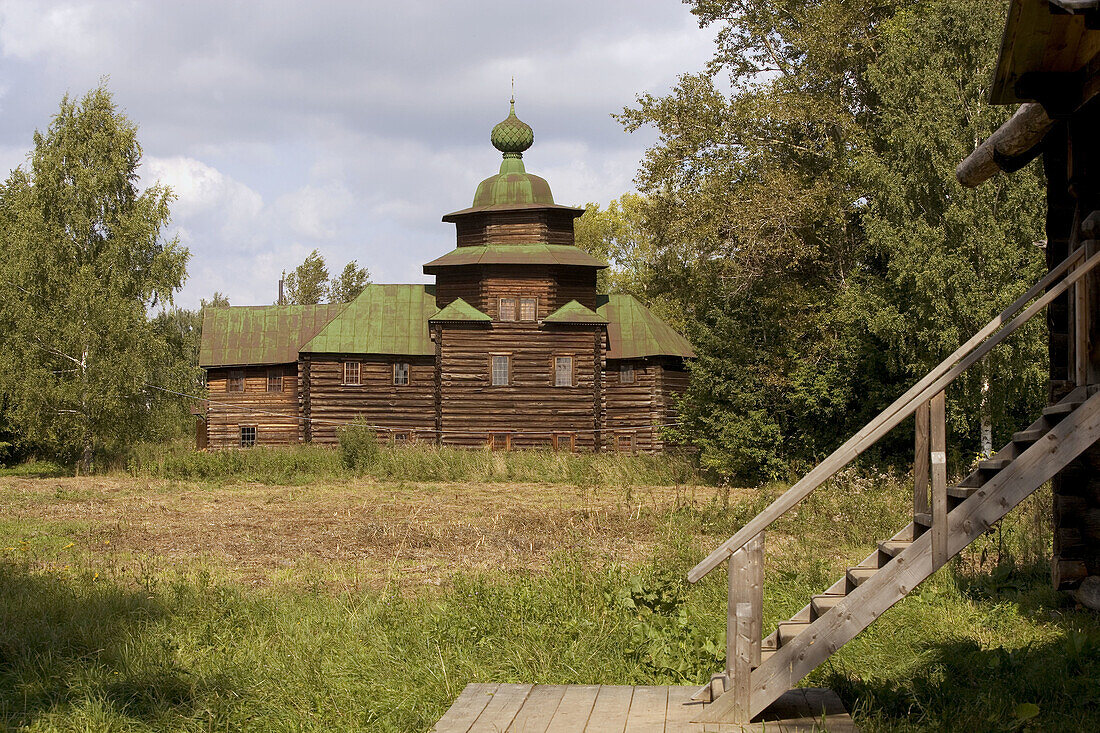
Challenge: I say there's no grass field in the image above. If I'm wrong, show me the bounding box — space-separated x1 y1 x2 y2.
2 449 1098 731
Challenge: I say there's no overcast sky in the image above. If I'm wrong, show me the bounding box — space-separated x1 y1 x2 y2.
0 1 717 309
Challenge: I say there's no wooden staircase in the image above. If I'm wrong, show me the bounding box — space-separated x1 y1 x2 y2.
690 244 1100 725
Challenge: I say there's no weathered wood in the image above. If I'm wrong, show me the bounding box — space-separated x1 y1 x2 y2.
507 684 567 731
584 686 634 733
622 686 667 732
689 245 1096 583
593 327 604 452
699 390 1100 723
433 683 499 732
956 102 1054 188
1076 253 1089 385
205 364 301 448
470 683 533 730
434 324 443 445
914 400 930 518
930 391 948 570
544 685 600 730
730 602 753 723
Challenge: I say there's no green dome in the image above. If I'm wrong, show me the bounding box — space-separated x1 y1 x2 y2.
471 98 554 208
490 98 534 154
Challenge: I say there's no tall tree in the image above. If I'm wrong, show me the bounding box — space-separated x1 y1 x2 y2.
0 86 189 472
618 0 1044 481
282 249 329 305
574 193 663 305
328 260 370 302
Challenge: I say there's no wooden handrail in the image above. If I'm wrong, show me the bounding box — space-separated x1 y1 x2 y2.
689 245 1095 583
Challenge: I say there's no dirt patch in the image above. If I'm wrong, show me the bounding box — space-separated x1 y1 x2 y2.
0 476 727 588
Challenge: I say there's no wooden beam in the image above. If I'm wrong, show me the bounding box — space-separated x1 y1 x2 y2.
731 602 752 723
914 401 930 517
689 246 1098 583
957 103 1054 188
930 391 948 570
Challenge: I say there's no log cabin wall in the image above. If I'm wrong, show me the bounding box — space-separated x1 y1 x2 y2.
603 358 690 453
205 365 300 448
553 267 599 311
438 324 603 450
479 266 558 319
304 355 436 445
454 209 577 248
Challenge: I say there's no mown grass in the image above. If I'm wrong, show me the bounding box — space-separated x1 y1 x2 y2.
1 464 1098 731
125 438 703 488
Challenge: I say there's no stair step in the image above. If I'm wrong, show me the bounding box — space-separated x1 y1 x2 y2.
914 511 932 527
1013 428 1045 443
978 458 1011 472
846 567 877 588
947 485 978 500
878 540 912 558
811 594 845 617
778 621 811 646
1043 402 1082 419
761 632 778 651
759 648 776 665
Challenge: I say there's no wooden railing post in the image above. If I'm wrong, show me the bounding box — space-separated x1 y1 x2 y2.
1076 252 1089 386
914 400 930 518
727 533 764 680
731 602 752 723
930 391 948 570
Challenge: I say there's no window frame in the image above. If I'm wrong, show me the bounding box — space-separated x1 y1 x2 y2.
519 297 538 322
392 430 411 445
488 432 511 451
240 425 257 448
227 369 244 392
343 361 361 386
552 433 575 452
498 297 517 322
490 354 510 386
554 355 574 388
394 362 410 386
266 368 283 392
620 363 635 384
616 433 634 453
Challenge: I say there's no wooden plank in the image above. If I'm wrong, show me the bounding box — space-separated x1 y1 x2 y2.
544 685 600 731
508 685 567 732
664 687 704 732
623 686 668 733
471 683 533 731
748 534 764 668
584 686 633 733
930 391 948 570
914 400 930 516
1076 256 1088 385
730 603 752 723
689 245 1098 583
434 683 500 733
697 390 1100 723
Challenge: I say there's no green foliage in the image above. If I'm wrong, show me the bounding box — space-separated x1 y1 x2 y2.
0 85 190 473
619 0 1045 482
336 418 381 470
281 251 370 305
328 260 371 303
282 249 329 305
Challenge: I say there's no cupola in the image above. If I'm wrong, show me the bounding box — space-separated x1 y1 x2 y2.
471 98 555 208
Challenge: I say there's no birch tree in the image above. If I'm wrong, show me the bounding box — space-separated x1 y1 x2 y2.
0 86 189 472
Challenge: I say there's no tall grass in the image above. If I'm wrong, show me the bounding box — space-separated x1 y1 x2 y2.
126 438 704 487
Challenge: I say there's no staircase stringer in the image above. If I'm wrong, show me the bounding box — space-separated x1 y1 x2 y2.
698 389 1100 724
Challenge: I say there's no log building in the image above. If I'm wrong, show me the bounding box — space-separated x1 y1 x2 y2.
197 100 693 451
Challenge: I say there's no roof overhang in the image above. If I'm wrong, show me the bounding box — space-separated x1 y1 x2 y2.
441 202 586 223
423 243 608 274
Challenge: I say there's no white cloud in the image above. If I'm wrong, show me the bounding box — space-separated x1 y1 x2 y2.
276 182 353 240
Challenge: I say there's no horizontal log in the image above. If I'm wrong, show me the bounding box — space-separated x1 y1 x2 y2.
956 103 1054 188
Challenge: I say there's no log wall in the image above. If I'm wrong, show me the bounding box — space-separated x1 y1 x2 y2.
603 358 689 453
438 324 602 449
454 209 578 248
435 265 599 315
205 365 300 448
305 355 436 445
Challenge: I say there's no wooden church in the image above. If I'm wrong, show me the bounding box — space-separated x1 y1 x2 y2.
197 101 693 452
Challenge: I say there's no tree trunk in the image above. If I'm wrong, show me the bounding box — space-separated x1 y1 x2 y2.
980 377 993 457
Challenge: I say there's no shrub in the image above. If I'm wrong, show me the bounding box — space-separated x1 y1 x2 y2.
337 419 380 471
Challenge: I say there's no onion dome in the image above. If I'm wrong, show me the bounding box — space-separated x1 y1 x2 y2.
472 98 554 208
490 97 534 155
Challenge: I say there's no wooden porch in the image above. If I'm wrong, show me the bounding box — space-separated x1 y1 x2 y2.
433 684 856 732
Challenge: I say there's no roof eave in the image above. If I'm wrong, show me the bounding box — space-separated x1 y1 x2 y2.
441 202 586 222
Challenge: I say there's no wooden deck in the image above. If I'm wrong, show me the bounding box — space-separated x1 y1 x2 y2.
433 684 857 732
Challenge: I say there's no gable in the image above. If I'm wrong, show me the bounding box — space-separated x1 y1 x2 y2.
300 284 437 356
199 303 346 368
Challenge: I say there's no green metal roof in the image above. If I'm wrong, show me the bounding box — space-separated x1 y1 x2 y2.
423 243 607 272
597 294 695 360
300 284 437 355
429 297 491 323
543 299 607 324
199 303 346 367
